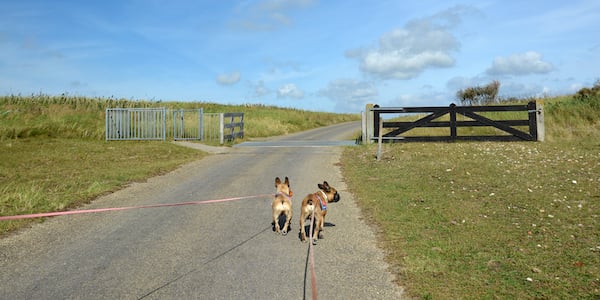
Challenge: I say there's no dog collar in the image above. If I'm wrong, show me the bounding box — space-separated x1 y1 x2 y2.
316 191 327 211
276 191 293 200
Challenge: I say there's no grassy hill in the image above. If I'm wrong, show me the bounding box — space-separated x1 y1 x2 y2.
0 94 359 140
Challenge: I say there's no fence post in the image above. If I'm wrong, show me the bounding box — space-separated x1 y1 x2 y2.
361 111 367 144
229 114 235 141
364 104 374 144
239 113 244 139
377 118 383 161
199 108 204 141
373 105 380 142
219 113 224 145
105 109 109 141
449 103 457 141
535 100 545 141
528 101 539 141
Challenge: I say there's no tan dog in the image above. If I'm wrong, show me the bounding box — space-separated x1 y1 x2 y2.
299 181 340 244
272 177 293 235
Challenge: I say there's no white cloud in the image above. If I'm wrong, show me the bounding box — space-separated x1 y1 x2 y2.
350 6 475 80
497 81 549 97
233 0 316 31
319 79 378 112
486 51 554 76
277 83 304 99
216 72 241 85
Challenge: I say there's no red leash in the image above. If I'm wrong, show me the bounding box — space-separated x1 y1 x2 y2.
308 206 318 300
0 194 274 221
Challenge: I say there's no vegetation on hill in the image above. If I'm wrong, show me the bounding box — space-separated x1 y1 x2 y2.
0 94 359 140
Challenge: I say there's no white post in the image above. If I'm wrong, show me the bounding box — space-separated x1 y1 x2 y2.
365 103 374 144
361 111 367 144
536 100 545 142
219 113 224 145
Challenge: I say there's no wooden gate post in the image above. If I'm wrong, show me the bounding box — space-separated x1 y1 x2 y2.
449 103 457 141
377 118 383 161
373 105 380 142
536 100 545 141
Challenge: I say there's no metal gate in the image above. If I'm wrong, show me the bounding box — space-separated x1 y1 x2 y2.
105 108 167 141
172 109 203 141
106 108 244 143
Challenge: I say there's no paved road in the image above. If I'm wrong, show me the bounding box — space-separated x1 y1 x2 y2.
0 122 406 299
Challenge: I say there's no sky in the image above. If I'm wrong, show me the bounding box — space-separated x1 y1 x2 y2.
1 0 599 113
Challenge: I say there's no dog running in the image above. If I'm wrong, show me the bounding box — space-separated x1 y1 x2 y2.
299 181 340 244
272 177 293 235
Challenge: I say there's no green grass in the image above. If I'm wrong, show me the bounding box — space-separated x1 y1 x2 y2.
0 138 206 233
0 94 358 234
341 95 600 299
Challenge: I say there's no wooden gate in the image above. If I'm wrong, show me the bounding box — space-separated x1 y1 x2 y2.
363 101 544 143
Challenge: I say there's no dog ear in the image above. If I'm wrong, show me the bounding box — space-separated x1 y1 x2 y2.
321 181 331 192
318 182 329 192
275 177 281 187
284 176 290 186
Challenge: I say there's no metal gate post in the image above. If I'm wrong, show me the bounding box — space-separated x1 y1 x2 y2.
219 113 224 145
199 108 204 141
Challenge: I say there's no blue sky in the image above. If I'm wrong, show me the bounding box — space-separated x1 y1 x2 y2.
1 0 599 113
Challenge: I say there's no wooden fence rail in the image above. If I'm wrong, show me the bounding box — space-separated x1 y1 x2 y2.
362 101 544 143
220 112 244 144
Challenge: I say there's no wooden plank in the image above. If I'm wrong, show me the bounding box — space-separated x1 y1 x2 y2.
384 120 530 128
383 109 449 137
459 111 533 140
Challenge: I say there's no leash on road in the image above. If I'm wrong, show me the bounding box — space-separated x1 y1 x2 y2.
0 194 275 221
308 207 318 300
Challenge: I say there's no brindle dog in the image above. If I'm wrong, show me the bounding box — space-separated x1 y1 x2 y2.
299 181 340 244
272 177 293 235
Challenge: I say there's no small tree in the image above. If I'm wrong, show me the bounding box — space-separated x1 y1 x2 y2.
456 80 500 105
575 79 600 101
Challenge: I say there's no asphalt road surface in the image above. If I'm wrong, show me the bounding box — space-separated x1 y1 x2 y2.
0 122 406 299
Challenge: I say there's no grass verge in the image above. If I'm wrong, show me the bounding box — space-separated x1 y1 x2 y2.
0 138 205 234
341 140 599 299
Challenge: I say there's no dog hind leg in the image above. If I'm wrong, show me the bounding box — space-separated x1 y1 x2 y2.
273 211 281 234
281 209 292 235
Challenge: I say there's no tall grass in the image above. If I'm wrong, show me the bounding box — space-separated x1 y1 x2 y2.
543 95 600 142
0 94 359 140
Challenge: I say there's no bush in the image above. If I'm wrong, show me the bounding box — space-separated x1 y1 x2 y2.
574 80 600 108
456 80 500 105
